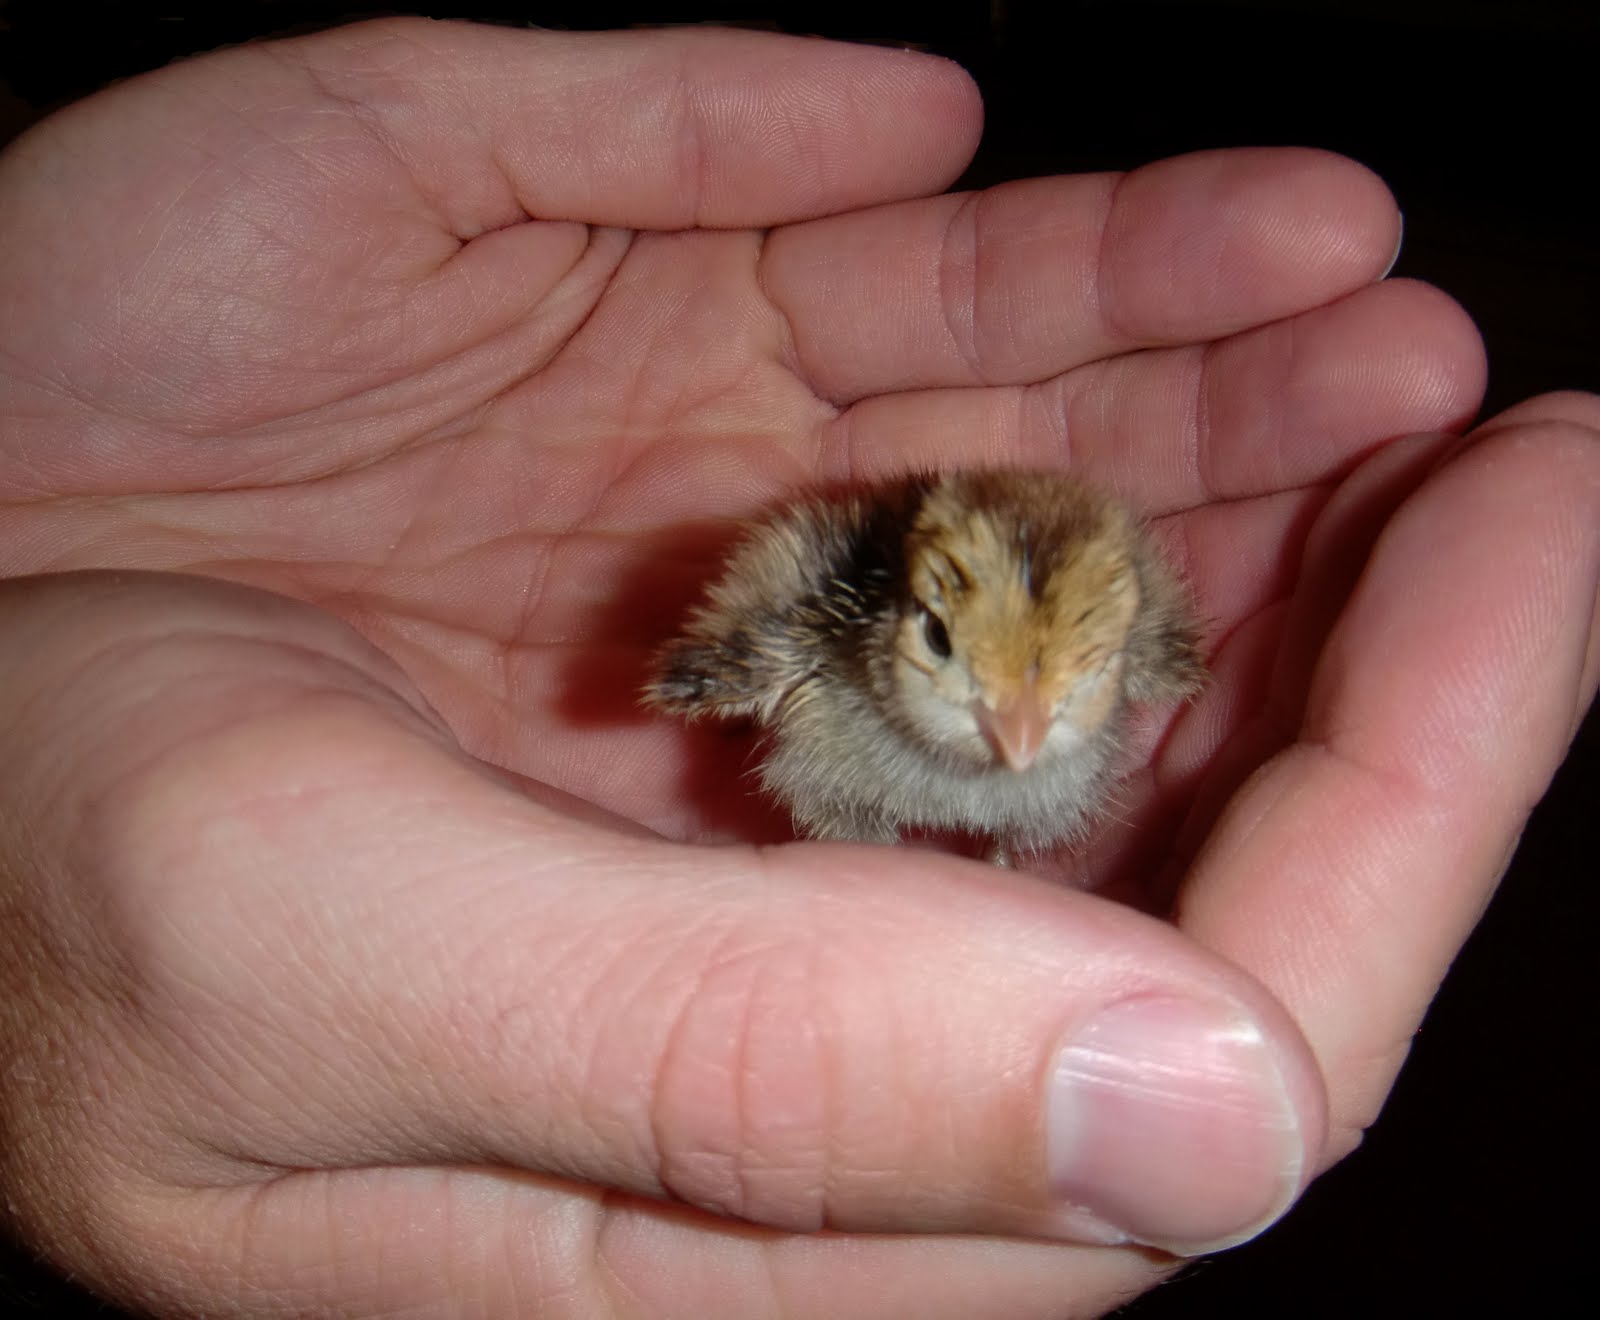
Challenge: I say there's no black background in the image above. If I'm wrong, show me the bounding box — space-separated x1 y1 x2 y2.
1 2 1595 1316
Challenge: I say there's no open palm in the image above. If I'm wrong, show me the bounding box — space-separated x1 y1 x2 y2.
0 20 1467 847
2 19 1596 1320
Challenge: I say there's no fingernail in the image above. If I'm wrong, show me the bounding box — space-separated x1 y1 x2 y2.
1046 996 1307 1256
1382 211 1405 278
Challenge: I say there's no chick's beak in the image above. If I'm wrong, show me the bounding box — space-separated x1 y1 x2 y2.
973 677 1051 772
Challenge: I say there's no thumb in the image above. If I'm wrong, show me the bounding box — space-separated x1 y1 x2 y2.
0 572 1323 1290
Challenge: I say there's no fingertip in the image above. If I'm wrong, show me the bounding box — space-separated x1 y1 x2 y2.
1258 146 1402 281
1287 147 1402 273
1104 147 1405 341
889 47 986 186
1362 277 1488 431
675 34 986 225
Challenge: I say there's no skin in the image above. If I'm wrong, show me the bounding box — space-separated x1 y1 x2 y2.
0 17 1596 1319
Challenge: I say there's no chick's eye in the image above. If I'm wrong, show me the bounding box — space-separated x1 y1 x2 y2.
919 605 952 659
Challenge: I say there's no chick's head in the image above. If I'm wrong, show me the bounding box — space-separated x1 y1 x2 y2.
888 475 1142 772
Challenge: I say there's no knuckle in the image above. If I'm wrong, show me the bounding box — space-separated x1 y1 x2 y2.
646 931 834 1230
937 191 986 381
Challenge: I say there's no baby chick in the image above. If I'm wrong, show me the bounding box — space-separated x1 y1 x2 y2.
643 469 1205 862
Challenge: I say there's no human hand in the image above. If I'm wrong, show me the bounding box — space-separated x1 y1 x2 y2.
1 17 1594 1319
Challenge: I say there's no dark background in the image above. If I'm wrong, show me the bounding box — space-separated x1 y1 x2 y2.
1 1 1594 1315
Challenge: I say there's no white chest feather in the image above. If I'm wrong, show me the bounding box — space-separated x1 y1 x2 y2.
761 671 1123 850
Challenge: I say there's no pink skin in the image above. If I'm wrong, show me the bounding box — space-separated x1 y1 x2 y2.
1 18 1596 1320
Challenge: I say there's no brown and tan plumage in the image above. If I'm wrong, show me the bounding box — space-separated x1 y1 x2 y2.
644 469 1205 862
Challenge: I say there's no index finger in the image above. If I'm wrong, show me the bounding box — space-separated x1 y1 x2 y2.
287 19 984 230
